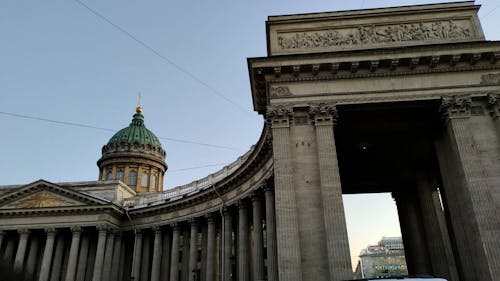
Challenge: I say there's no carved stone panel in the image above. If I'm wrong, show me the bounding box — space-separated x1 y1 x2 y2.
267 2 484 55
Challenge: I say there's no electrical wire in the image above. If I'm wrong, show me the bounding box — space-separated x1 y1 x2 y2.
481 3 500 19
168 163 230 172
0 111 243 151
72 0 253 116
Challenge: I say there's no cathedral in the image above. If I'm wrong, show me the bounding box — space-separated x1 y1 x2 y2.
0 2 499 281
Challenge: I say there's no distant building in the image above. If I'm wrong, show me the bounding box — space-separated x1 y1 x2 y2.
355 237 408 279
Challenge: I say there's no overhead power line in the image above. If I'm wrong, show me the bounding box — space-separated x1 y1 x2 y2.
72 0 253 116
168 163 230 172
0 111 243 151
481 3 500 19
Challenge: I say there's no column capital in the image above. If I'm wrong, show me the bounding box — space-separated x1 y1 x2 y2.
237 199 249 209
440 95 472 121
171 222 182 231
152 226 162 233
189 218 198 225
17 228 30 235
206 212 217 223
487 93 500 119
70 226 82 233
263 183 274 194
44 228 57 235
134 228 143 236
251 192 262 202
309 102 338 126
266 104 293 128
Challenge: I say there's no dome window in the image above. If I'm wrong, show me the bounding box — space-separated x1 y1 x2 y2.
128 171 137 185
117 170 124 181
141 172 148 187
151 175 157 189
106 171 113 180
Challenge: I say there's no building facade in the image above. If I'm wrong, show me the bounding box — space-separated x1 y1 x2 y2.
355 237 408 279
0 2 499 281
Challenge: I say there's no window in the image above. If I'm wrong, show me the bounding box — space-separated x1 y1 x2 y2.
117 170 124 181
128 171 137 185
151 175 157 189
106 171 113 180
141 172 148 187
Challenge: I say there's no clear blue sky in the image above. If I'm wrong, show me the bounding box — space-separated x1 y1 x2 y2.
1 0 499 266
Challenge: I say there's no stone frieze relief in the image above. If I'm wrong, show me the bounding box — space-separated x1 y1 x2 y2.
277 20 472 50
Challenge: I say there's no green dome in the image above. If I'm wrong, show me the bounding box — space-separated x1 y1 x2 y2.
108 109 162 148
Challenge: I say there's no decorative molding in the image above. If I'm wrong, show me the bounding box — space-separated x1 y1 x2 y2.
480 73 500 85
487 93 500 119
309 103 338 126
266 104 293 128
269 86 292 98
277 20 472 51
440 95 472 120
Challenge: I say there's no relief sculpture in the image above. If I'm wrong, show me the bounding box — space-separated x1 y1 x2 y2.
277 20 472 50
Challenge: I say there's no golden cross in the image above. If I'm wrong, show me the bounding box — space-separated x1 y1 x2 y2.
138 92 142 107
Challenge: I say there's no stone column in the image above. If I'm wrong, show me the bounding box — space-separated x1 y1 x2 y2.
252 195 265 281
92 227 108 281
0 230 4 251
102 229 115 281
222 208 233 281
200 223 208 281
39 229 57 281
132 229 144 281
170 224 181 281
311 104 353 281
394 191 431 275
14 229 29 272
188 220 199 281
110 232 123 281
264 186 278 281
76 233 89 281
238 202 249 281
65 227 82 281
206 215 216 281
267 105 303 281
141 233 151 281
26 232 40 277
3 236 15 266
50 231 66 281
151 228 163 281
160 229 171 281
416 176 459 281
439 96 500 281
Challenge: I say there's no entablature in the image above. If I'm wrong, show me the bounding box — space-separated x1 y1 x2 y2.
249 41 500 113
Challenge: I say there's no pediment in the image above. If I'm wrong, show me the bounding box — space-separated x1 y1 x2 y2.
0 179 109 210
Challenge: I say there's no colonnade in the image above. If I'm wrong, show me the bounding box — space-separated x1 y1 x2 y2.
0 187 277 281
